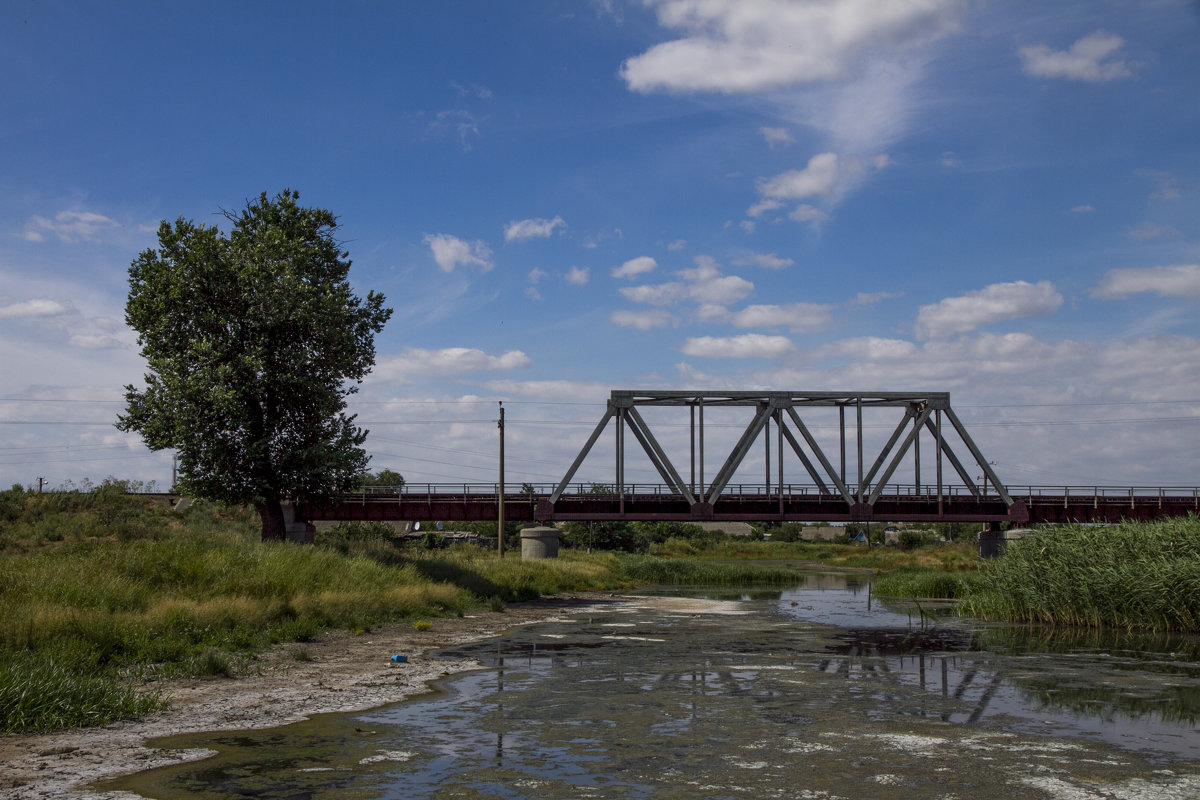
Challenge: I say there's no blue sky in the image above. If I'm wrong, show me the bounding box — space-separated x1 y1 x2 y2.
2 0 1198 492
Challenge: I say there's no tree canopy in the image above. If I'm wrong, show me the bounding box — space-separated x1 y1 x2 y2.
117 190 392 540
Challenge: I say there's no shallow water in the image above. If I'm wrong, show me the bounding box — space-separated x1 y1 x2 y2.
107 575 1200 799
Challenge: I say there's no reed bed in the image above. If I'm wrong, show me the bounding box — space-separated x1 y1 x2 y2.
961 517 1200 632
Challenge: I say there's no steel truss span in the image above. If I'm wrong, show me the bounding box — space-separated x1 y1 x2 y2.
544 390 1020 522
296 391 1198 525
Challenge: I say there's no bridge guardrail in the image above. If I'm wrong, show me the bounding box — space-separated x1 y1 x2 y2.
347 483 1200 504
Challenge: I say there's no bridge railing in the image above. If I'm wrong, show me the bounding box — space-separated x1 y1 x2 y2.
348 483 1200 503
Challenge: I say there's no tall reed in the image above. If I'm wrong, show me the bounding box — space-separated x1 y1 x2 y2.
960 517 1200 631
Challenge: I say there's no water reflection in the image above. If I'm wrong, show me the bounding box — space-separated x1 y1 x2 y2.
103 577 1200 800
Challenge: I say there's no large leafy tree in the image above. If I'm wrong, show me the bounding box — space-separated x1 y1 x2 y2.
118 190 393 540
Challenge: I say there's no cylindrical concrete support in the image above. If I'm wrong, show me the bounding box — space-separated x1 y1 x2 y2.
520 526 560 559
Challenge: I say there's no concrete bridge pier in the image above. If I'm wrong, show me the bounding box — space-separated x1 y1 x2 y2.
978 523 1005 559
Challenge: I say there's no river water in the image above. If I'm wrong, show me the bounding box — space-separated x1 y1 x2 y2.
107 574 1200 799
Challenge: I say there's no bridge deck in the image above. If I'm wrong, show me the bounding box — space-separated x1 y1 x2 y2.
302 485 1200 526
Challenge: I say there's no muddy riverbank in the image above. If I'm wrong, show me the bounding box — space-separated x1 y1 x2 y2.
0 593 623 800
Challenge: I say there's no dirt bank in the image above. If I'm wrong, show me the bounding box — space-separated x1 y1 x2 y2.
0 593 623 800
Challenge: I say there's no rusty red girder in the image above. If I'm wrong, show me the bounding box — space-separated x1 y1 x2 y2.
302 489 1199 526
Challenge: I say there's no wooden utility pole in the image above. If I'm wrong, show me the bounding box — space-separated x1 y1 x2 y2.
498 401 505 558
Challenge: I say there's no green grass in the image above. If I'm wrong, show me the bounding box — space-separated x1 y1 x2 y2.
872 568 982 599
616 554 801 586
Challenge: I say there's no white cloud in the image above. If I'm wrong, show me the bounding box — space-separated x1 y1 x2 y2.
1129 222 1177 241
1092 265 1200 301
813 336 918 362
68 334 127 350
1140 170 1182 201
1070 205 1095 214
22 211 119 243
667 239 687 251
847 291 903 307
620 0 961 93
612 256 658 279
620 282 687 307
525 287 542 301
789 204 830 224
732 252 793 270
564 266 589 285
757 152 840 200
620 256 754 309
1019 30 1131 82
681 333 794 359
760 126 793 148
610 309 678 330
0 299 71 319
747 198 784 219
505 215 566 242
423 233 494 273
528 267 548 284
727 302 835 333
915 280 1063 339
376 347 530 382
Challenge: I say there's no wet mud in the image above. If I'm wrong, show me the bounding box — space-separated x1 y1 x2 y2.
103 579 1200 800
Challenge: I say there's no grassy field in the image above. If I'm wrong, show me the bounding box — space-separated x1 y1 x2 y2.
0 487 810 733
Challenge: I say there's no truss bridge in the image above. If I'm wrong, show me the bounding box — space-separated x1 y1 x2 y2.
303 390 1199 526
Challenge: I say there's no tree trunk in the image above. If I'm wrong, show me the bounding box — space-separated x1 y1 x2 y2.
256 498 287 541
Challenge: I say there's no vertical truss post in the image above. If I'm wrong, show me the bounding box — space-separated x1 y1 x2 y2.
776 409 784 516
936 409 944 515
690 403 696 496
698 398 705 498
764 411 771 490
856 397 864 501
914 410 922 495
839 405 846 486
617 406 625 515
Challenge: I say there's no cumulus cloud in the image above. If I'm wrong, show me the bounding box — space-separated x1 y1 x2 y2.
620 256 754 309
564 266 589 285
725 302 835 333
22 211 119 243
610 309 678 330
504 215 566 242
732 251 793 269
667 239 687 251
376 347 530 382
620 0 961 93
915 280 1063 339
424 234 494 273
760 126 793 148
1091 265 1200 300
757 152 840 200
527 267 548 284
0 299 70 319
681 333 794 359
1019 30 1131 82
612 256 658 279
